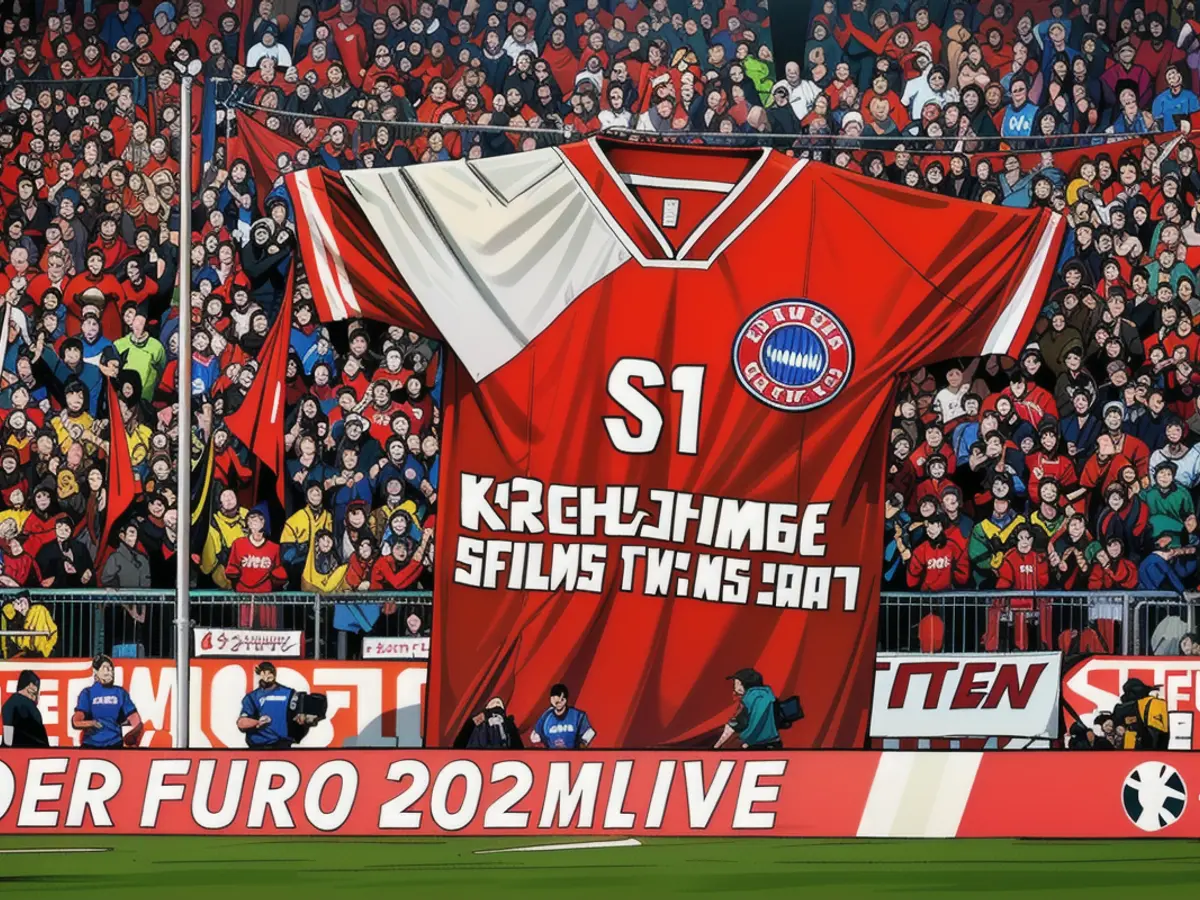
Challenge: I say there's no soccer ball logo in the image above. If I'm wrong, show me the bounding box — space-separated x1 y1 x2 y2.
733 300 853 412
1122 762 1188 833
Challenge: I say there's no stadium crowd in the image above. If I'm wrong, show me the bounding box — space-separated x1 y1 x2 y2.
4 0 1200 660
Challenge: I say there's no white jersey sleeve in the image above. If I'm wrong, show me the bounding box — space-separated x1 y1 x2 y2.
341 148 631 381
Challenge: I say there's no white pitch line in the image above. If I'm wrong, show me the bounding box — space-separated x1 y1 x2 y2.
475 838 642 855
0 848 111 855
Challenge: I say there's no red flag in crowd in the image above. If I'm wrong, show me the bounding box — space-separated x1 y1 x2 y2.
97 378 139 568
230 113 305 200
225 270 295 505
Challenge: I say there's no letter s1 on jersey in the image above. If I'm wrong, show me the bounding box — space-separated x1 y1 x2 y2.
603 359 705 456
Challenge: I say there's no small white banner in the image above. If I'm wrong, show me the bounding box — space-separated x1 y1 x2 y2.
193 627 303 658
362 636 430 660
871 652 1062 739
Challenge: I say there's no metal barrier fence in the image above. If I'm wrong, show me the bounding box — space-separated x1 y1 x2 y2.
3 589 1196 661
231 98 1159 155
878 591 1199 655
0 590 432 661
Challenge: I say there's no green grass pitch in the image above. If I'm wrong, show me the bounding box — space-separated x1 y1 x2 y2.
2 835 1199 898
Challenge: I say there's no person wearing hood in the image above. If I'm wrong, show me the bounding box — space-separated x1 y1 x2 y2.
901 60 956 120
1114 677 1170 749
282 480 333 584
240 219 290 309
286 2 318 62
454 697 524 750
55 469 87 525
832 0 877 88
200 488 246 589
958 84 998 136
766 81 802 138
301 528 347 592
148 2 179 58
247 23 293 69
290 301 337 377
341 531 377 593
340 498 371 560
714 668 781 750
99 0 146 51
805 18 843 74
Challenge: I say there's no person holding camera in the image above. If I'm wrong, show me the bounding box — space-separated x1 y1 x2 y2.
71 655 143 749
1113 678 1171 750
715 668 783 750
236 661 318 749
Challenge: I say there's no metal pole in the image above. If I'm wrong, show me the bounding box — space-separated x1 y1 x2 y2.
175 74 194 750
1121 595 1130 655
313 594 321 661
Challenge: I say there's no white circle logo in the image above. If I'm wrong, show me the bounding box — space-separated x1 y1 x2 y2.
1122 762 1188 832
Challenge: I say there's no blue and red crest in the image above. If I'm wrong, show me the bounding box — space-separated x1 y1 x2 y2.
733 300 854 412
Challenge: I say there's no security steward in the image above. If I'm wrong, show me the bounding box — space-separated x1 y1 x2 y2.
236 662 317 749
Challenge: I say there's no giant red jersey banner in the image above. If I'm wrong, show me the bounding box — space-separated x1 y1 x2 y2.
285 138 1065 749
0 751 1196 838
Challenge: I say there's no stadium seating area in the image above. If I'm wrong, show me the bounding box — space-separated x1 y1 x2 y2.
1 0 1200 656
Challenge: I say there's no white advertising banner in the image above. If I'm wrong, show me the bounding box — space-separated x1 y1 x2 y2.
194 627 303 658
870 652 1062 738
1062 656 1199 750
362 636 430 660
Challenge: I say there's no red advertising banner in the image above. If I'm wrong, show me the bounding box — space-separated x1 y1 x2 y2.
1061 657 1198 750
0 750 1195 838
0 660 426 749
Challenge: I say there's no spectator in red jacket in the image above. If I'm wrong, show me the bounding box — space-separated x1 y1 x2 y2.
226 508 288 628
987 524 1051 651
902 513 970 591
370 527 434 590
1084 537 1139 653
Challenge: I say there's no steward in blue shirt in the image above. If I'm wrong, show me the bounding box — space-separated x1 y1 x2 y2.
530 683 595 749
1152 65 1200 130
714 668 782 750
237 661 316 749
72 655 142 749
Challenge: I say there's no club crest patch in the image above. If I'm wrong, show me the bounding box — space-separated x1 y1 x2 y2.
733 300 853 412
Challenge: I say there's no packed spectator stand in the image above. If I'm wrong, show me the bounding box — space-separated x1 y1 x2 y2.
0 0 1199 662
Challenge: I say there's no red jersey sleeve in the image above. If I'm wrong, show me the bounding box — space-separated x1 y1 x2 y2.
285 167 438 336
808 166 1066 367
